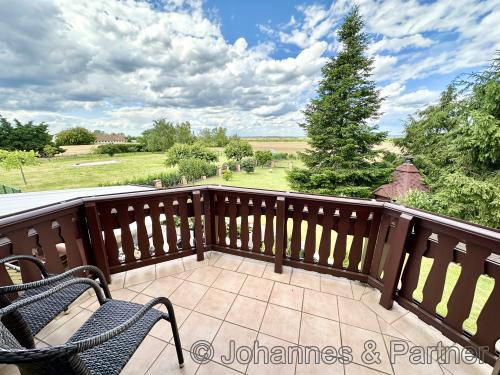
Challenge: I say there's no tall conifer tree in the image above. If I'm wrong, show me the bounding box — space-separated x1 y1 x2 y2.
288 6 393 197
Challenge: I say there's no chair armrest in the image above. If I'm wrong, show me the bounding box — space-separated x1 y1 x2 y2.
0 265 111 298
0 278 107 317
0 255 49 278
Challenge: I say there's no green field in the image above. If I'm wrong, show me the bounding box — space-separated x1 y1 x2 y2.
1 152 172 192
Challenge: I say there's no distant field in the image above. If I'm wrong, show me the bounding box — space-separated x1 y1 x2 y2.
59 144 97 156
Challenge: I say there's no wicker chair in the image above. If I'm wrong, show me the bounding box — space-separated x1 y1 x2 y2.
0 255 111 349
0 278 184 374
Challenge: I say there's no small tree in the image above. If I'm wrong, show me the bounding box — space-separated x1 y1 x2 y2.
165 143 218 166
0 150 40 185
254 150 273 167
56 127 96 145
224 139 253 161
41 144 62 160
241 157 256 173
222 170 233 181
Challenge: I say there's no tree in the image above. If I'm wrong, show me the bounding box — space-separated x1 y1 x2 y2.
56 127 96 145
397 55 500 227
141 119 195 151
0 116 52 152
287 7 390 198
41 144 63 160
0 150 40 185
165 143 217 166
224 139 253 161
198 127 230 147
241 157 256 173
175 122 195 144
254 150 273 167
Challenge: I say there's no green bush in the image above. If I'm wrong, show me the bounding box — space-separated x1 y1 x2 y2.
95 143 145 156
178 158 217 183
165 143 217 166
101 170 182 188
254 150 273 166
222 170 233 181
56 127 96 145
272 152 289 160
241 157 256 173
224 139 253 161
222 160 238 171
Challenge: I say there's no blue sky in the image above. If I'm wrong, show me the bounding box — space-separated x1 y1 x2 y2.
0 0 498 136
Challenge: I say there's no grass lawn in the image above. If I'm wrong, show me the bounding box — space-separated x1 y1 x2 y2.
1 152 171 192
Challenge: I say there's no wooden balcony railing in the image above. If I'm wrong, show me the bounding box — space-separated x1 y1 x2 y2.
0 185 499 365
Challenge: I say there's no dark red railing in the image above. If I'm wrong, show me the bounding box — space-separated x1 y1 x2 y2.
0 185 499 365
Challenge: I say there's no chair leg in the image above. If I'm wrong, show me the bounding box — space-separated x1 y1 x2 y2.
163 300 184 367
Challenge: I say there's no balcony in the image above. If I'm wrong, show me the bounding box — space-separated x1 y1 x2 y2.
0 185 499 374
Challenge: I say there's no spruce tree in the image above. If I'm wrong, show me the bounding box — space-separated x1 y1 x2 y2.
288 6 393 197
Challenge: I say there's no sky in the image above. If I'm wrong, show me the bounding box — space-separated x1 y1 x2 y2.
0 0 499 137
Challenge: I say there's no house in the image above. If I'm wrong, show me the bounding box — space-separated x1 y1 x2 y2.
373 159 428 201
95 134 126 143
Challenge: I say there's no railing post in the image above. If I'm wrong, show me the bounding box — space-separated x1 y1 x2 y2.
274 196 286 274
84 202 111 283
192 190 205 261
379 213 413 309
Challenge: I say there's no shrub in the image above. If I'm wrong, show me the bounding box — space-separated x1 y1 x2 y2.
95 143 145 156
165 143 217 166
100 170 181 188
224 139 253 161
272 151 289 160
241 157 256 173
178 158 217 183
222 160 238 171
56 127 96 145
254 150 273 167
222 170 233 181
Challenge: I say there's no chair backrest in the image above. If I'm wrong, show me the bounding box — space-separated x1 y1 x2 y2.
0 322 89 375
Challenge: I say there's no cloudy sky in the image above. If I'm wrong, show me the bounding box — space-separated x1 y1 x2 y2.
0 0 498 136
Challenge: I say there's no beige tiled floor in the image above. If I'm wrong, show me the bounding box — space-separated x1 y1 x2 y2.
0 252 494 375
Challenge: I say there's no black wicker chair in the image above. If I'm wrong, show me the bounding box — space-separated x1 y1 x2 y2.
0 255 111 349
0 278 184 375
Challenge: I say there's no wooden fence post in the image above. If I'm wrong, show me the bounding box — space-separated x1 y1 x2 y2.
192 191 205 261
84 202 111 283
274 196 286 274
379 213 413 309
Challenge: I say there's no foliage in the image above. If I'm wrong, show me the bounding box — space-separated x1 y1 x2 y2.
397 56 500 227
224 139 253 161
222 169 233 181
241 157 256 173
272 152 290 160
198 127 230 147
254 150 273 167
178 158 217 183
222 160 239 171
141 119 195 152
287 7 389 197
94 143 146 156
56 127 96 146
165 143 218 166
101 170 182 188
0 116 53 152
41 144 64 159
0 150 40 185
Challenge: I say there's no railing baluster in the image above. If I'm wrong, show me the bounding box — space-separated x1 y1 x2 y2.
420 233 458 314
133 203 151 259
290 202 303 260
202 191 214 248
263 197 275 255
34 221 64 274
217 193 227 246
333 208 351 268
149 200 165 256
192 191 205 261
347 210 369 272
58 214 86 270
303 205 319 264
251 197 262 253
274 196 286 273
163 198 178 253
239 196 250 251
369 214 391 279
318 206 333 266
96 205 120 267
178 197 191 250
444 243 491 331
116 205 136 262
228 195 238 248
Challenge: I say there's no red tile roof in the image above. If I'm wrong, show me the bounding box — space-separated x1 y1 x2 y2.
373 161 428 201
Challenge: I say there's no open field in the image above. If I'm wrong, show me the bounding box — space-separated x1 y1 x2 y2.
1 153 171 192
59 144 98 156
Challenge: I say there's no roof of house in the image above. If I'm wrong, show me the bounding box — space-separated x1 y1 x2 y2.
95 134 126 142
373 161 428 200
